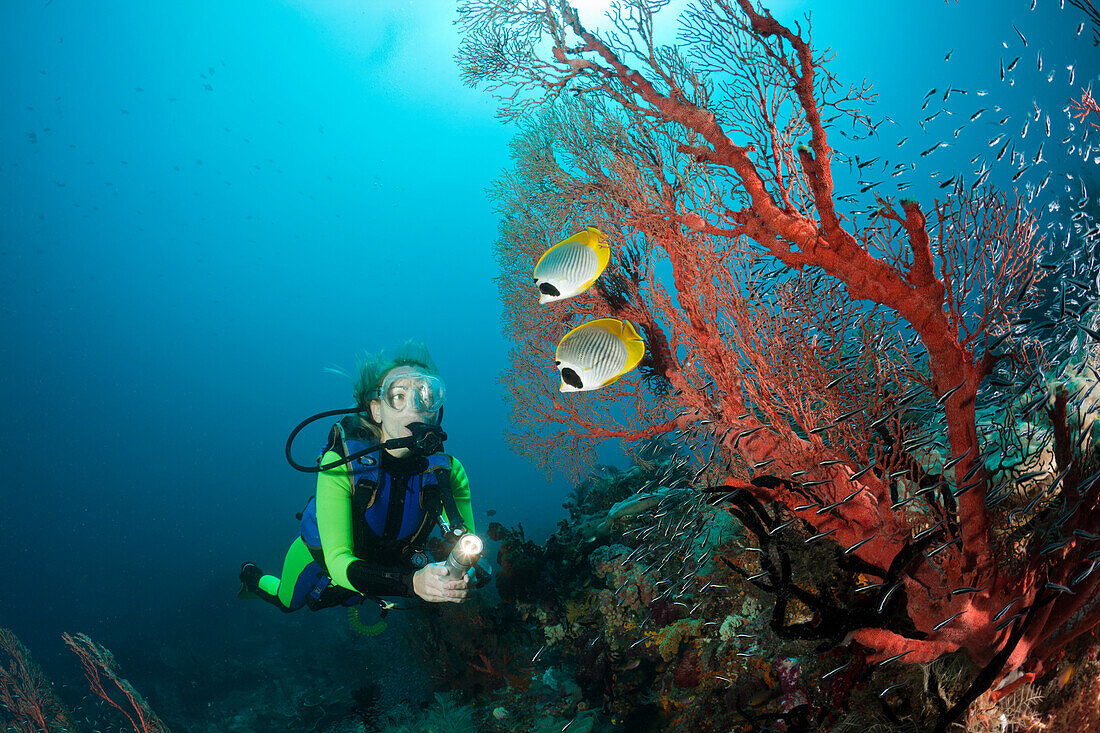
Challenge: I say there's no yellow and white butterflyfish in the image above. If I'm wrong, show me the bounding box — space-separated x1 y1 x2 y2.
532 227 610 304
554 318 646 392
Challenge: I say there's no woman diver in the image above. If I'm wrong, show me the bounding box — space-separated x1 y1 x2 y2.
239 342 479 612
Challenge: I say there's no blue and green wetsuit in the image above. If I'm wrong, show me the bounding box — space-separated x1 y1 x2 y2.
250 418 475 612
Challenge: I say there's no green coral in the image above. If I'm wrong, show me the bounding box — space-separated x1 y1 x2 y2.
544 623 566 645
718 614 742 642
656 619 705 662
379 692 475 733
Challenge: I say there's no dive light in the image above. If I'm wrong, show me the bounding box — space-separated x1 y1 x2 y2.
444 530 484 580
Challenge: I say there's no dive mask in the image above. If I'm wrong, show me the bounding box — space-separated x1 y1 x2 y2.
378 371 445 415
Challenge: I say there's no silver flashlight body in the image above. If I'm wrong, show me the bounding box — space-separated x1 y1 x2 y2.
444 532 484 580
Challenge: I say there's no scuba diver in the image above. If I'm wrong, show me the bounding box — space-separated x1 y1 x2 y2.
239 342 484 615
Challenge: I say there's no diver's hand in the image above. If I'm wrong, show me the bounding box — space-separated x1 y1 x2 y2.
412 561 469 603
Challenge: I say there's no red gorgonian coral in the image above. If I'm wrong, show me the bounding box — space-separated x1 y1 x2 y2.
457 0 1100 725
62 632 168 733
1070 88 1100 129
0 628 73 733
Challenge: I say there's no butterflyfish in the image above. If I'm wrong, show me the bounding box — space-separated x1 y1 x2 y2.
554 318 645 392
532 227 610 304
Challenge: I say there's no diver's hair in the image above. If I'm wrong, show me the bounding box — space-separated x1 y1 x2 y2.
340 340 440 440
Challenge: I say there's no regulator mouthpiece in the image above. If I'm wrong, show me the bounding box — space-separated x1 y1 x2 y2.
386 421 447 457
444 532 484 580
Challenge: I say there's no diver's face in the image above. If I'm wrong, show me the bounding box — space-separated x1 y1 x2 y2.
370 366 440 456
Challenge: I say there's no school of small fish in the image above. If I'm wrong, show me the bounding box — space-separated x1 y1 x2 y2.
562 0 1100 713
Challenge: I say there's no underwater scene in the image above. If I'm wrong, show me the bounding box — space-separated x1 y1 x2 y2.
3 0 1100 731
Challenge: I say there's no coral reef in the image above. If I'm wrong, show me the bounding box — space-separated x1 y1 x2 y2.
457 0 1100 728
376 692 475 733
0 628 73 733
4 453 1098 731
396 442 1100 731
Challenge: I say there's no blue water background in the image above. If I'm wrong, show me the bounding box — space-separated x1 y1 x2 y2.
0 0 1094 698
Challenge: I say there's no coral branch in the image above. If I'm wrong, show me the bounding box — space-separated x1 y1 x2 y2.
0 628 73 733
62 632 168 733
1070 89 1100 128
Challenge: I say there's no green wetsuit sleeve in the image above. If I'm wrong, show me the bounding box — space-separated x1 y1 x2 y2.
315 450 413 596
315 451 360 590
445 457 476 535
